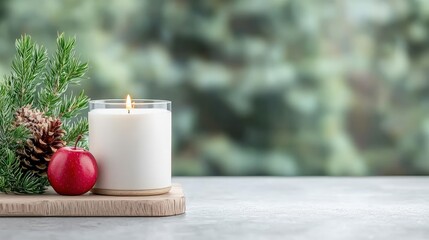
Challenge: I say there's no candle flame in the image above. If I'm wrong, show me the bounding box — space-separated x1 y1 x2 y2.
126 94 132 113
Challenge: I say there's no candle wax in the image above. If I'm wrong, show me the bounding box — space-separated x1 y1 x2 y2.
89 108 171 190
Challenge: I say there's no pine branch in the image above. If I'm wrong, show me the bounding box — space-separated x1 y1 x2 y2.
38 33 88 116
0 66 44 194
0 87 14 143
14 171 49 194
0 33 90 194
6 35 47 108
0 150 15 193
59 90 89 119
0 176 5 192
63 118 89 147
0 149 48 194
0 87 29 150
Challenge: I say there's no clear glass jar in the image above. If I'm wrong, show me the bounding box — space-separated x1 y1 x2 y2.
88 98 172 196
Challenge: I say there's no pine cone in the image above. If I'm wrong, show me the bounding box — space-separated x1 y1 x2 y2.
14 105 66 176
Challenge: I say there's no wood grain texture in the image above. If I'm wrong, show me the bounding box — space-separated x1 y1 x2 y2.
0 183 185 217
91 185 172 196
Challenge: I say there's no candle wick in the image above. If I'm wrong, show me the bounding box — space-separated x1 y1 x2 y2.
128 109 130 114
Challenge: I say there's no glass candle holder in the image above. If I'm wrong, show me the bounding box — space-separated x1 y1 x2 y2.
89 99 171 196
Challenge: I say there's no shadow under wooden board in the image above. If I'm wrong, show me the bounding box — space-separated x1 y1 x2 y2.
0 183 185 217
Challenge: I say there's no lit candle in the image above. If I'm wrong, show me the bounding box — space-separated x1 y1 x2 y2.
88 96 171 196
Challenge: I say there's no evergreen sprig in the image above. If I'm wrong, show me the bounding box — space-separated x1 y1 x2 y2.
0 34 89 194
4 36 47 108
0 149 48 194
38 33 89 116
62 118 89 148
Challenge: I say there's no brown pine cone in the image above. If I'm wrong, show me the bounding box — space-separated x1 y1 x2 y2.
14 105 66 176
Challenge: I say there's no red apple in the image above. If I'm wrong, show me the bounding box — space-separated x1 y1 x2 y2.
48 136 98 195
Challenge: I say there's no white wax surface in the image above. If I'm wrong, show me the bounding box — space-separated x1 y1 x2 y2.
89 108 171 190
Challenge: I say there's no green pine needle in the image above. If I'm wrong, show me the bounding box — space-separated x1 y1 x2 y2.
63 118 89 148
59 90 90 119
8 35 47 108
39 33 89 116
0 33 89 194
0 149 48 194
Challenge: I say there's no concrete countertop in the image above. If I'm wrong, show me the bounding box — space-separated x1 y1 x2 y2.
1 177 428 240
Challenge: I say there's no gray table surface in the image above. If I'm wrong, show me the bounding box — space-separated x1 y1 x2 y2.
0 177 428 240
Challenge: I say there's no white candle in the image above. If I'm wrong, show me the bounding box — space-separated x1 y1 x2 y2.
88 98 171 195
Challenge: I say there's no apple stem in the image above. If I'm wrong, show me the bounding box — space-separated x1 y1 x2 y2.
74 135 82 150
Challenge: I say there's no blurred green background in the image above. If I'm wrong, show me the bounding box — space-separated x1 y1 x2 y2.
1 0 428 176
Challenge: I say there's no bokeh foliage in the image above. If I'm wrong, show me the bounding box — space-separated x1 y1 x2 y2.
1 0 428 175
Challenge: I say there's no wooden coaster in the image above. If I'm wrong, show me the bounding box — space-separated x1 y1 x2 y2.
0 183 185 217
